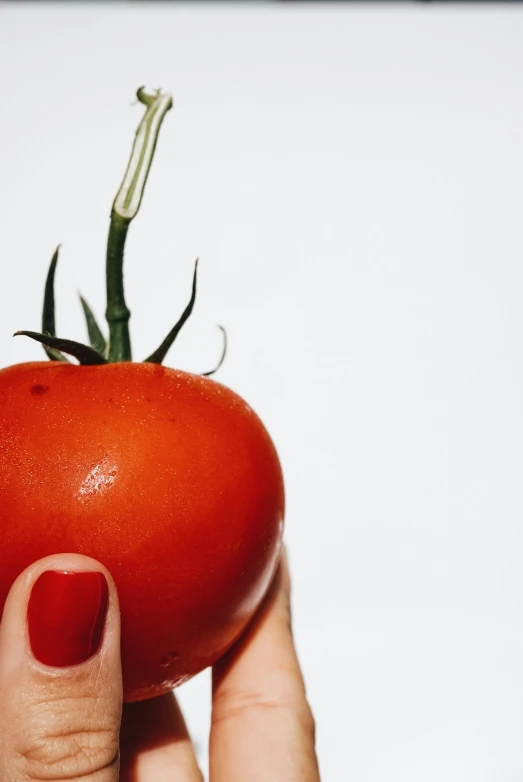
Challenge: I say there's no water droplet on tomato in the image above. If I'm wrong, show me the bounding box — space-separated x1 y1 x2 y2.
160 650 180 667
77 457 118 503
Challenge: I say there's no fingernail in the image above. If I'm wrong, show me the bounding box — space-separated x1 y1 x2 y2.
27 571 109 667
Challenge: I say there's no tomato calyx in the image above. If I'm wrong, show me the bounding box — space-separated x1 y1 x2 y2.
14 87 226 374
13 330 108 366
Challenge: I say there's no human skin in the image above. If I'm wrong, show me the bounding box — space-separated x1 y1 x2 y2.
0 549 321 781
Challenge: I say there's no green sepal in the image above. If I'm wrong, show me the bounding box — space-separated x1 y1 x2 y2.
79 295 108 357
201 325 227 377
14 331 108 365
144 259 198 365
42 246 70 363
43 342 71 363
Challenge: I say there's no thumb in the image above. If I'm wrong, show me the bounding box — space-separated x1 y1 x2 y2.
0 554 122 781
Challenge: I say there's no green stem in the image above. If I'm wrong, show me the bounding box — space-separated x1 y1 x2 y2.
106 215 131 361
106 87 173 362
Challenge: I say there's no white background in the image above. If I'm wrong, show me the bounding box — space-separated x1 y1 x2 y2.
2 4 523 780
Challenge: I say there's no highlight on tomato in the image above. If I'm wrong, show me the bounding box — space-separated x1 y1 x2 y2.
0 88 284 701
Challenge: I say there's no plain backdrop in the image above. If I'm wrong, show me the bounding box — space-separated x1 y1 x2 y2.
2 3 523 780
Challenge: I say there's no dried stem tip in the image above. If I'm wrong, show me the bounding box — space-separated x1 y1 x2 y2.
112 87 173 223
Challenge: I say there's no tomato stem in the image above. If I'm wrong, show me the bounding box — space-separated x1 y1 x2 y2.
105 215 132 361
106 87 173 362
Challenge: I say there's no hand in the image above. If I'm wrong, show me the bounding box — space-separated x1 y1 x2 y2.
0 550 320 781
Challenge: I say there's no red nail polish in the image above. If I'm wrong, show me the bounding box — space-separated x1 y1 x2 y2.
28 571 109 667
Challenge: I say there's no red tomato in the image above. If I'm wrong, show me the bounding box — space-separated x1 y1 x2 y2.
0 360 284 701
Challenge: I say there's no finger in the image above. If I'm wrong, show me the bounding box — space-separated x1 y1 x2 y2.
0 553 122 781
120 692 203 781
210 549 320 782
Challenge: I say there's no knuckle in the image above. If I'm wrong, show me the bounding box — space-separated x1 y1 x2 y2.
213 688 283 724
213 683 314 736
13 692 119 780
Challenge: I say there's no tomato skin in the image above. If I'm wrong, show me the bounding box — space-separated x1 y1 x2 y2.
0 361 284 701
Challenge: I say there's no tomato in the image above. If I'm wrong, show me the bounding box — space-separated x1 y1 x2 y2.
0 360 284 701
1 87 285 700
